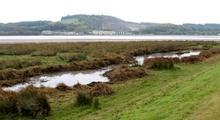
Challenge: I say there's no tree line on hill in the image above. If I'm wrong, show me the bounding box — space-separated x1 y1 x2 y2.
1 15 220 35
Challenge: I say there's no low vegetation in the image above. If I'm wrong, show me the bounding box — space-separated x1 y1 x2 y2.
0 86 50 119
55 83 72 91
104 65 147 82
89 83 114 97
0 59 41 70
17 87 50 118
75 92 93 107
57 53 87 62
144 58 175 70
2 41 220 119
30 50 56 56
0 89 18 114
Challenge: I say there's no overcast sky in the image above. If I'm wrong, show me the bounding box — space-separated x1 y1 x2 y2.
0 0 220 24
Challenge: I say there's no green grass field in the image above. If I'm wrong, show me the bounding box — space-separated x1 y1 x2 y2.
4 54 220 120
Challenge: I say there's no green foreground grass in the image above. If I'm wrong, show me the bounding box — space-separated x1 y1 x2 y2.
5 55 220 120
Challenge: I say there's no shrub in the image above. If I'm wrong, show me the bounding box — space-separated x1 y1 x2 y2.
16 86 50 118
89 83 114 97
0 90 18 114
57 53 87 62
144 58 175 70
75 92 93 106
56 83 72 91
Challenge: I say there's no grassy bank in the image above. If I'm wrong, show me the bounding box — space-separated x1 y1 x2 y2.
3 52 220 120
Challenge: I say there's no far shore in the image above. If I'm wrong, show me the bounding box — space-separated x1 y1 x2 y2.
1 35 220 44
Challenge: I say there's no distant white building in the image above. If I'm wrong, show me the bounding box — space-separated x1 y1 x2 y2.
91 30 116 35
41 30 79 35
91 30 132 35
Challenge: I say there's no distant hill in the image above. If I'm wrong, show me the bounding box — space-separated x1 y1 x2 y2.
137 23 220 35
1 14 220 35
60 14 151 32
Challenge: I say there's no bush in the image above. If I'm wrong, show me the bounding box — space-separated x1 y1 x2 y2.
57 53 87 62
56 83 72 91
89 83 114 97
75 92 93 106
0 90 18 114
16 86 50 118
144 58 175 70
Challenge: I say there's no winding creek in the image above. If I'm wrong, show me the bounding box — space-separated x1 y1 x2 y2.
3 50 201 91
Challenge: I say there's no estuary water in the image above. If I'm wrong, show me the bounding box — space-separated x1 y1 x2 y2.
0 35 220 43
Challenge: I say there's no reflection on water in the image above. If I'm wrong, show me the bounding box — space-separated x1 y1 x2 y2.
3 51 201 91
135 51 201 65
3 67 111 91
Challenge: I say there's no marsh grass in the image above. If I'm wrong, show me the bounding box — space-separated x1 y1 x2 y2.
93 98 101 109
0 89 18 114
0 41 200 56
0 59 42 70
89 83 114 97
17 86 50 118
57 53 87 62
0 86 50 118
30 51 56 56
56 83 72 91
144 58 175 70
75 92 93 107
104 65 147 82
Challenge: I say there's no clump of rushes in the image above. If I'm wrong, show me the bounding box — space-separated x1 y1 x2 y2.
144 58 175 70
89 83 114 97
75 92 93 106
181 56 203 64
0 86 50 118
56 83 72 91
0 89 18 114
57 53 87 62
16 86 50 118
75 92 102 109
93 98 100 109
104 65 147 82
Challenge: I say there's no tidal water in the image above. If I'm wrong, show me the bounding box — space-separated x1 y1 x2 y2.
0 35 220 43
